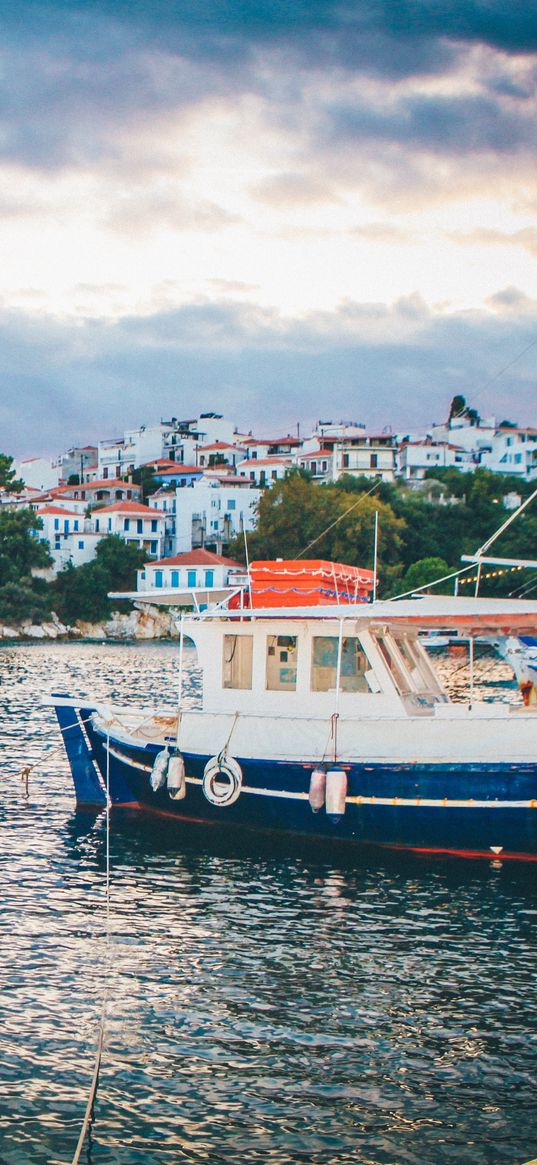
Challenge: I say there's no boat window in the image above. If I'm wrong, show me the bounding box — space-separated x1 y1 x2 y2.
373 633 412 695
392 632 445 695
311 636 371 693
266 635 297 691
222 635 253 689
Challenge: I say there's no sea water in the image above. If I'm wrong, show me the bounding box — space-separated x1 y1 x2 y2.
0 642 535 1165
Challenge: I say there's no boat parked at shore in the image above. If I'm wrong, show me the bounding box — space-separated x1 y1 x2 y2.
50 559 537 861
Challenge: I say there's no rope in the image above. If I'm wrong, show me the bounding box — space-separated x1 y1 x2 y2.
218 711 240 762
18 714 95 794
70 726 111 1164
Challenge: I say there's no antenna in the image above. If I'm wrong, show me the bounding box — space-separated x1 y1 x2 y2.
243 528 252 609
373 510 379 603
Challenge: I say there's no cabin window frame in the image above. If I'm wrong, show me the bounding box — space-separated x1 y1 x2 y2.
222 633 253 690
310 635 372 693
266 634 298 691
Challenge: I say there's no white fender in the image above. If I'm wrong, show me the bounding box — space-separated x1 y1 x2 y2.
325 768 347 818
167 754 186 801
150 746 170 791
203 753 243 807
308 768 326 812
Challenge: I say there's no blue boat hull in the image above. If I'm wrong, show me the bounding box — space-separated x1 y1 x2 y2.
56 707 537 861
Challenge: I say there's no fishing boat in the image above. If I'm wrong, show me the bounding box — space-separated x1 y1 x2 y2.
50 559 537 861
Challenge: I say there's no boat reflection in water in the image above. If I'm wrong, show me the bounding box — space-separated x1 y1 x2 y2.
50 559 537 862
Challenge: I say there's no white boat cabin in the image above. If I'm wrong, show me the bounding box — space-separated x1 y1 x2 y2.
189 610 448 718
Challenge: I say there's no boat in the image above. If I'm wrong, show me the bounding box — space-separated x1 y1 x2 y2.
50 558 537 862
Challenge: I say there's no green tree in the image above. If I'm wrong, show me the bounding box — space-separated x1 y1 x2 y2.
400 557 451 595
0 509 51 583
0 509 52 624
53 535 147 623
0 453 24 493
229 473 405 596
130 464 159 502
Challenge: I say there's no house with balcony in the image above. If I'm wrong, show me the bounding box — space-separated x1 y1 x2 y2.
147 477 260 555
331 432 397 482
236 456 292 486
50 478 142 511
296 448 334 482
93 501 166 558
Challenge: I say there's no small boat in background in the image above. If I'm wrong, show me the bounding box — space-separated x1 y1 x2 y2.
49 559 537 862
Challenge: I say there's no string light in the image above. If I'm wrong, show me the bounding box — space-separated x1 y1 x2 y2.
458 565 525 585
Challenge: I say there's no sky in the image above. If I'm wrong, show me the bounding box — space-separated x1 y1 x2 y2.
1 0 537 457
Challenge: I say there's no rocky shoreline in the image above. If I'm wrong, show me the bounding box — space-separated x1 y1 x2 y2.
0 605 180 642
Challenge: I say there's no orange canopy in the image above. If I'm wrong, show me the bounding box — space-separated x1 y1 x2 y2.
247 559 374 608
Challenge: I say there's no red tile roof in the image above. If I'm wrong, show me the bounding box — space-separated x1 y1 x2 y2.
155 465 202 475
147 549 243 568
94 501 165 516
53 478 140 493
36 505 81 516
198 442 239 452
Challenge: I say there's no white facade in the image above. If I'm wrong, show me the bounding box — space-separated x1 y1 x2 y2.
479 428 537 480
15 457 60 492
148 479 260 555
332 434 397 482
93 502 166 557
296 449 334 482
36 506 106 573
397 440 475 481
429 416 497 455
137 551 245 593
236 457 292 486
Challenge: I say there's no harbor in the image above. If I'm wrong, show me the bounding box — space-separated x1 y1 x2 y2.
1 640 536 1164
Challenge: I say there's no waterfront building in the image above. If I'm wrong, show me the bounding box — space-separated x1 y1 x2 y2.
136 549 245 594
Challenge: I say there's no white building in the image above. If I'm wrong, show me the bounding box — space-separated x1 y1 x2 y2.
296 448 334 482
236 456 292 486
397 440 476 482
14 456 60 492
136 549 245 594
479 427 537 480
35 505 106 573
148 477 260 555
93 501 166 558
56 445 98 484
331 432 397 482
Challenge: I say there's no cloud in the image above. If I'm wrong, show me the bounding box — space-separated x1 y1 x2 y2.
1 292 536 455
1 1 536 174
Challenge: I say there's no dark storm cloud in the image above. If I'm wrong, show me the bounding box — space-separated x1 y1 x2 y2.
1 1 537 170
1 295 536 456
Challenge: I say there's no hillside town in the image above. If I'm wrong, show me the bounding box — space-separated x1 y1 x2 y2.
0 400 533 601
2 402 536 595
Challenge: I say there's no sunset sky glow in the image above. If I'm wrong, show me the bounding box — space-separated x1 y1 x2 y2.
1 1 537 455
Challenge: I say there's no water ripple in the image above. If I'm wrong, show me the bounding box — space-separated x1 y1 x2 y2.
0 642 536 1165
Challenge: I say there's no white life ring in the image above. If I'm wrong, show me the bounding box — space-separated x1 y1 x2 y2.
202 753 243 807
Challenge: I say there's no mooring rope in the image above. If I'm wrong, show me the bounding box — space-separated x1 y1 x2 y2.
70 726 111 1164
